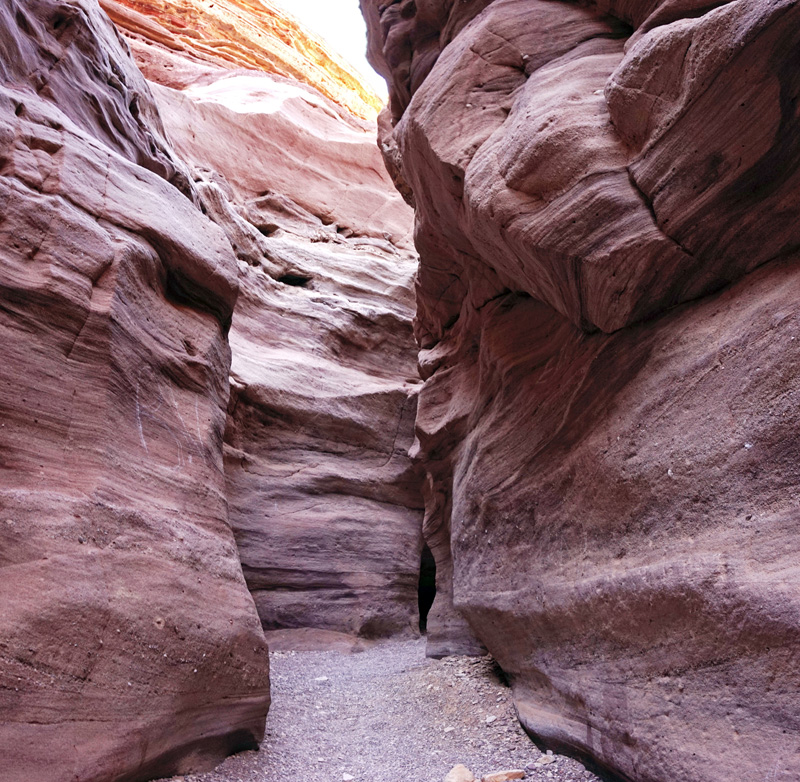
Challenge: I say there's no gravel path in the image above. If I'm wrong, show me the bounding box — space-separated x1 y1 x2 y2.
159 639 599 782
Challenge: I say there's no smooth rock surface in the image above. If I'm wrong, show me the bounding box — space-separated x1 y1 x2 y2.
0 1 269 781
151 73 412 249
139 61 425 639
425 256 800 782
367 0 800 341
363 0 800 780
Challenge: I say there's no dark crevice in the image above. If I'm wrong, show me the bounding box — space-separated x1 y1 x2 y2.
489 658 510 688
417 544 436 634
165 268 232 334
625 166 695 259
277 273 312 287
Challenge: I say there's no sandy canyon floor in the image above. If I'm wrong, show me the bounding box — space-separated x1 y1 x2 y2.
157 639 599 782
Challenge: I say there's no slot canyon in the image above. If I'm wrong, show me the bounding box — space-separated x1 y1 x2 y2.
0 1 798 781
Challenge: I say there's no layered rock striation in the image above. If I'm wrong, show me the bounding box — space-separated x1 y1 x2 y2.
99 0 383 118
0 0 429 776
1 0 425 777
147 66 425 643
104 0 426 643
0 1 269 781
363 0 800 779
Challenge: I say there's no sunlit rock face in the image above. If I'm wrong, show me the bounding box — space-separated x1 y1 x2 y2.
128 26 425 641
0 2 269 781
363 0 800 779
100 0 383 119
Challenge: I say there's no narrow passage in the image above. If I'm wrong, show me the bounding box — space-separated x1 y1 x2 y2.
159 639 599 782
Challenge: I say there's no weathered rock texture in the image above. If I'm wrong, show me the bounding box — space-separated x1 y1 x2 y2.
113 13 426 641
224 242 424 641
99 0 383 119
0 2 270 780
158 72 424 641
363 0 800 779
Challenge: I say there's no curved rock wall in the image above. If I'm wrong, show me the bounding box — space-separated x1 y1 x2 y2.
102 0 427 644
363 0 800 779
224 225 424 642
0 2 269 781
146 66 426 644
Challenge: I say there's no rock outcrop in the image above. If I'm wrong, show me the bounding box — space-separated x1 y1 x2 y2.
1 0 425 773
0 0 269 782
99 0 383 119
1 0 426 773
153 70 425 643
364 0 800 779
106 2 426 643
0 1 271 781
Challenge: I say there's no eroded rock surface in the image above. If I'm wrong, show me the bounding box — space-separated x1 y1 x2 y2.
0 2 269 781
132 50 425 640
363 0 800 779
100 0 383 119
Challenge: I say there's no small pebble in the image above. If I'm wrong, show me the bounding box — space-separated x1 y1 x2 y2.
445 764 476 782
482 771 525 782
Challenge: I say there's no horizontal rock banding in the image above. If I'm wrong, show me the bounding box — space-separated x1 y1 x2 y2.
100 0 384 118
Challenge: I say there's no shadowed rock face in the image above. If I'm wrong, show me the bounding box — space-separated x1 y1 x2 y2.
122 23 426 640
0 2 269 781
156 72 425 643
363 0 800 779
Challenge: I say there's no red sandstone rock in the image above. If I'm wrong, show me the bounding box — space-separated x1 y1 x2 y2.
225 232 425 639
151 72 412 249
99 0 383 119
141 60 425 639
0 2 269 780
372 0 800 340
364 0 800 779
418 258 800 782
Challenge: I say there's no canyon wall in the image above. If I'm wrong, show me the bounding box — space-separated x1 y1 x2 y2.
106 2 426 644
0 2 269 781
363 0 800 780
156 73 425 643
